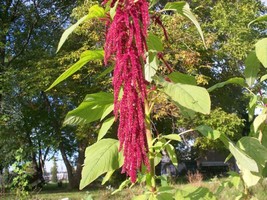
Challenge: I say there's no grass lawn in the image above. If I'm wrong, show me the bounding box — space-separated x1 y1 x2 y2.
1 177 267 200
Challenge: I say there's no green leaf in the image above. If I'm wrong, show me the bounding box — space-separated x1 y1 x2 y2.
168 72 196 85
248 14 267 27
156 77 210 114
46 50 104 91
100 104 114 121
111 179 131 195
237 137 267 174
239 167 261 188
101 170 115 185
260 74 267 82
255 38 267 68
244 51 260 87
98 117 115 141
64 92 113 125
248 95 257 122
147 33 163 51
207 77 245 92
219 134 259 173
57 5 105 52
80 139 123 189
145 51 159 82
162 134 181 142
163 2 206 48
165 143 178 167
253 114 267 133
174 186 216 200
97 66 114 79
196 125 220 140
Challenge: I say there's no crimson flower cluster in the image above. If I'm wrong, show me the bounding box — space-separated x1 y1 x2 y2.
104 0 150 182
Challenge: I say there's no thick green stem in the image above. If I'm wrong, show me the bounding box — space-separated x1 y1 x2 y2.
145 100 156 192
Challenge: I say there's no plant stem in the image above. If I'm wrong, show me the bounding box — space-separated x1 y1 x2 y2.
145 100 156 192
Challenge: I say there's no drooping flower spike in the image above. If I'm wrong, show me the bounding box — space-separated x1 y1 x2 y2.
104 0 150 182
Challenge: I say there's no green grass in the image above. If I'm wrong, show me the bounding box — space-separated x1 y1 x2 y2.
2 178 267 200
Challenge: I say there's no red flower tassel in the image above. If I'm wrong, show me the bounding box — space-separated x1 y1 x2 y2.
104 0 150 182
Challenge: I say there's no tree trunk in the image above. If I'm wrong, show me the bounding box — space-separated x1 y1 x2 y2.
59 142 77 189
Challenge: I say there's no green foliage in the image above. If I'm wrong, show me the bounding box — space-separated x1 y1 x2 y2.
57 5 105 52
80 139 123 189
255 38 267 68
10 149 33 199
47 50 104 91
168 72 197 85
244 51 260 87
163 2 206 48
207 77 246 92
174 185 216 200
64 92 113 125
155 77 211 114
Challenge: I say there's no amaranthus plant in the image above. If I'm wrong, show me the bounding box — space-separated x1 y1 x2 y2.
46 0 267 199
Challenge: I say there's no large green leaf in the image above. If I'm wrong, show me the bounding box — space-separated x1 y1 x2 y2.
244 51 260 87
248 14 267 27
255 38 267 68
64 92 113 125
156 77 210 114
207 77 245 92
168 72 196 85
98 116 115 141
237 137 267 175
57 5 105 52
219 134 259 173
46 50 104 91
163 2 206 48
80 139 123 189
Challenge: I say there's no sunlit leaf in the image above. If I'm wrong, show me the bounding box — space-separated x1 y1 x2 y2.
156 77 210 114
98 116 115 141
174 186 216 200
255 38 267 68
163 2 206 48
219 134 259 173
101 170 115 185
57 5 105 52
244 51 260 87
207 77 245 92
80 139 123 189
162 134 181 141
237 137 267 175
248 14 267 27
46 50 104 91
253 114 267 133
64 92 113 125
